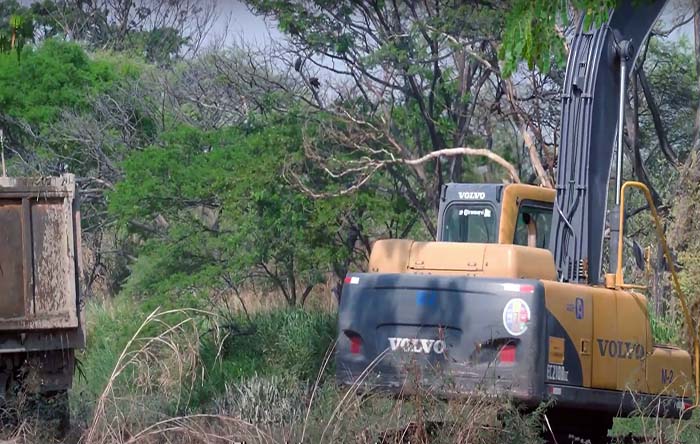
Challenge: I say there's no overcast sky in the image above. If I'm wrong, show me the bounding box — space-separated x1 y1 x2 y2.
212 1 279 45
660 0 696 41
14 0 699 50
213 0 695 47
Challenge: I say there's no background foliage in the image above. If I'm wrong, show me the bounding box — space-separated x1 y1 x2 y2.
0 0 699 441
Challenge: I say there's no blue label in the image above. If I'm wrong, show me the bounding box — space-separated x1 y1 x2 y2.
662 368 675 385
575 297 584 320
416 290 437 306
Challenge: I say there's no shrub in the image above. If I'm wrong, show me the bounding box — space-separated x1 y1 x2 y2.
76 295 337 414
213 374 308 425
193 307 336 406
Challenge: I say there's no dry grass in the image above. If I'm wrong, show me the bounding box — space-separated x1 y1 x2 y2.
610 387 698 444
82 307 221 444
1 299 696 444
210 275 339 316
70 307 545 444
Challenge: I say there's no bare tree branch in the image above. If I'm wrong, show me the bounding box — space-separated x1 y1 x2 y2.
638 66 679 167
289 145 520 200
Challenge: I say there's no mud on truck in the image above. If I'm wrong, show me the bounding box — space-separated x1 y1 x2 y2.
0 175 83 432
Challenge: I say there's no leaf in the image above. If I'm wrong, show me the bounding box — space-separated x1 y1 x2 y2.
9 15 23 30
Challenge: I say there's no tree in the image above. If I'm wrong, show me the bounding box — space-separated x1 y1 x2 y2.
0 37 164 297
0 40 119 168
28 0 217 63
162 44 302 130
662 3 700 324
242 0 570 239
109 120 391 306
156 44 424 298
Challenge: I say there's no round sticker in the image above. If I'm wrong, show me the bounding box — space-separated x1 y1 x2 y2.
502 298 531 336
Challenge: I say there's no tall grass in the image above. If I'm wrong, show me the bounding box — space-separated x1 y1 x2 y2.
65 294 551 444
69 296 337 439
75 296 336 406
3 294 695 443
193 306 337 406
649 309 684 346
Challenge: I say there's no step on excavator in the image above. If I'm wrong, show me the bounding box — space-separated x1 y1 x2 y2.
336 0 699 441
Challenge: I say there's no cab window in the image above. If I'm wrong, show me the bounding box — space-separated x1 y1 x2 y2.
442 204 497 243
514 202 552 248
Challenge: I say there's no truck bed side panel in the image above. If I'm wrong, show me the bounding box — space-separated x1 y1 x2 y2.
0 176 80 331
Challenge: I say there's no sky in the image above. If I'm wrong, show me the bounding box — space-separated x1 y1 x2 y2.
14 0 698 48
211 1 279 46
659 0 696 42
211 0 695 50
14 0 279 46
11 0 699 61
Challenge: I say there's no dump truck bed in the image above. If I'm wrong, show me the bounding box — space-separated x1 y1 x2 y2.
0 175 81 331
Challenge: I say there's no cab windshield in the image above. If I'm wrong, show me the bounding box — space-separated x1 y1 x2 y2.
442 204 497 243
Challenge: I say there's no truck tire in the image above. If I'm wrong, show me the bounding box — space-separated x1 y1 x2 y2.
33 390 70 439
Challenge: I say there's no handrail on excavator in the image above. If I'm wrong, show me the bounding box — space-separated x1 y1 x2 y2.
613 180 700 405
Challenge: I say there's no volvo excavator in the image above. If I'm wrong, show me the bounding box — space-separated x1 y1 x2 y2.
336 0 699 441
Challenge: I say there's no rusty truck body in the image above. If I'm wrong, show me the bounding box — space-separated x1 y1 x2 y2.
0 174 83 425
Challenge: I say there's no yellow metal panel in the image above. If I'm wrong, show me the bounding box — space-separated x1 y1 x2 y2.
498 184 555 244
543 281 593 387
368 239 414 273
591 287 618 389
541 280 692 397
483 244 556 281
646 346 693 397
614 291 649 392
549 336 565 365
616 181 700 403
407 241 485 272
369 240 556 280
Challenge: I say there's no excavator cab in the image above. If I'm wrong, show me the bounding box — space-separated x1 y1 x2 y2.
437 183 555 247
368 183 558 281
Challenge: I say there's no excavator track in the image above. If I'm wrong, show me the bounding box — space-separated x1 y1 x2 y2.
369 423 670 444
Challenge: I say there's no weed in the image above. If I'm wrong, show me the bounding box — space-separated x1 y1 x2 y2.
213 375 308 425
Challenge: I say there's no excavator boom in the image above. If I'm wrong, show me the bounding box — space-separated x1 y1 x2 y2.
550 0 666 283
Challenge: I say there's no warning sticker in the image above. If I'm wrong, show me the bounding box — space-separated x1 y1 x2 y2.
549 336 565 364
502 298 531 336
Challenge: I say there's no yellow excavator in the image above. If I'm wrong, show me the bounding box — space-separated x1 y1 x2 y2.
335 1 698 441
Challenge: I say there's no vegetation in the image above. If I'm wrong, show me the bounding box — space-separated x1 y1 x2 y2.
0 0 698 442
72 298 337 439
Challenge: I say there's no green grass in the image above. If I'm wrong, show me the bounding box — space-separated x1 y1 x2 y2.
74 297 146 399
612 412 700 443
649 308 684 346
73 294 698 444
211 374 546 444
192 307 336 406
73 295 337 417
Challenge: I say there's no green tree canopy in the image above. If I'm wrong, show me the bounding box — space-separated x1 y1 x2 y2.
110 121 360 306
